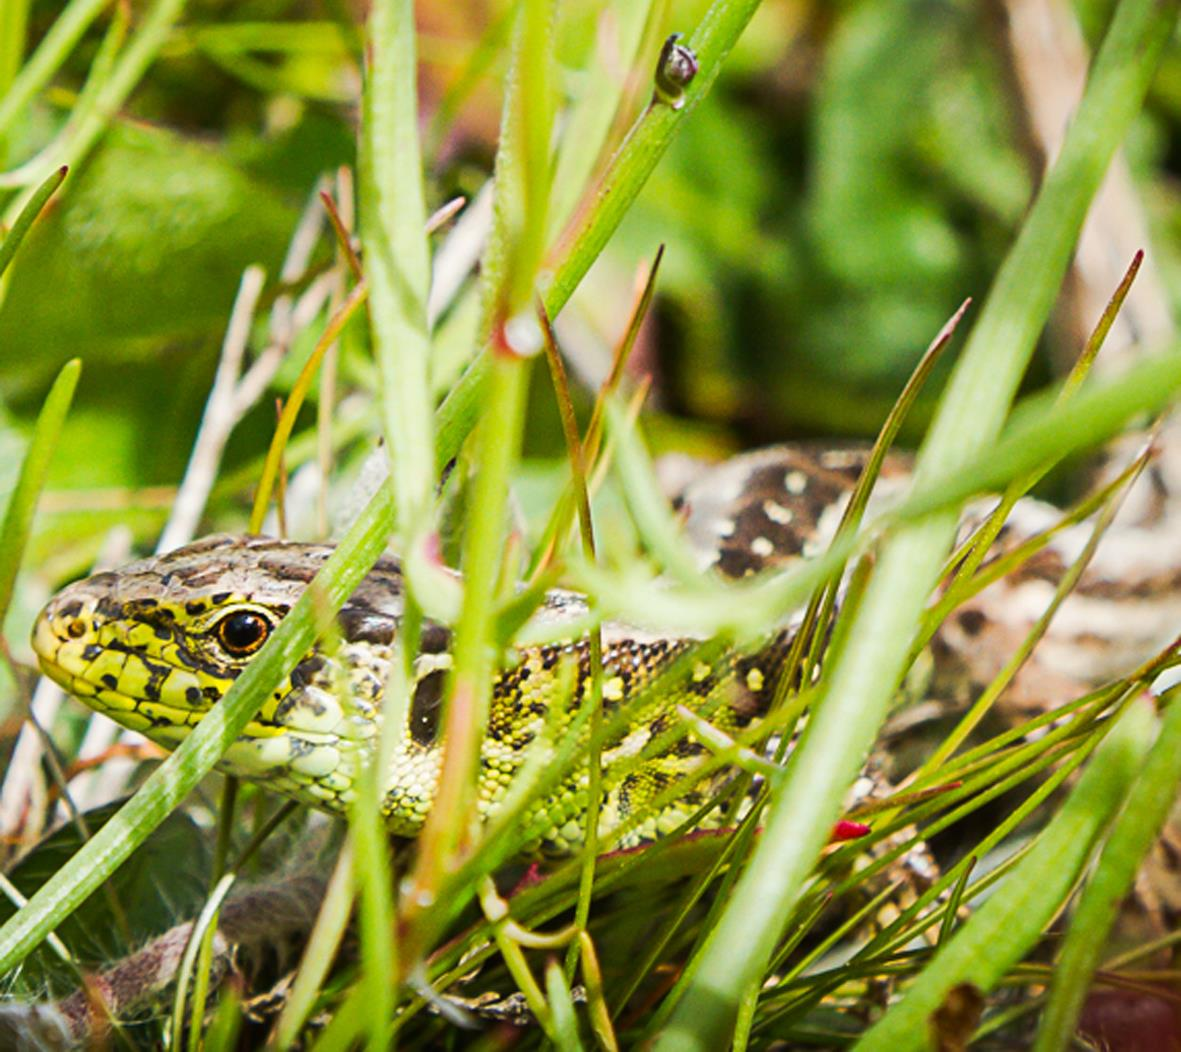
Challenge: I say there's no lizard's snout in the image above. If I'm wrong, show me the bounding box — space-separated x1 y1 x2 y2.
31 586 103 691
35 590 96 647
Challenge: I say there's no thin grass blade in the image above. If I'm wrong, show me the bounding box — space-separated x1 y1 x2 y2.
1034 688 1181 1052
0 358 80 628
854 698 1156 1052
0 165 66 279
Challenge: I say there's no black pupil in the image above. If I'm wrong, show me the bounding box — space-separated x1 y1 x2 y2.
220 612 267 653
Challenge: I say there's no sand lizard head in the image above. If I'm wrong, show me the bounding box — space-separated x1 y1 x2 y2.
31 534 418 813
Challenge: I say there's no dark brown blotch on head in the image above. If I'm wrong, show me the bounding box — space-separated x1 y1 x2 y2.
83 571 120 592
409 668 447 746
173 564 230 589
337 605 397 646
290 654 327 688
57 600 83 620
257 555 318 583
95 596 124 621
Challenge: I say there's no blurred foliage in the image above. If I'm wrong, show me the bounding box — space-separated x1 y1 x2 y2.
0 124 295 388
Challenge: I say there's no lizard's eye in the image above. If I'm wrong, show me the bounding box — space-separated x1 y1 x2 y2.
214 610 272 657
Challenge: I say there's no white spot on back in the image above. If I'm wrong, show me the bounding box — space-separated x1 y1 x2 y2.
750 536 774 557
763 500 794 525
785 470 808 495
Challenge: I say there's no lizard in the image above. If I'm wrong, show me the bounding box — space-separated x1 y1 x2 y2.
29 442 1181 858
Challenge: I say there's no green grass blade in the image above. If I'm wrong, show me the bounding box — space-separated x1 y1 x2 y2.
894 351 1181 524
652 2 1179 1045
0 165 66 280
0 358 79 628
171 872 235 1049
546 0 656 238
604 398 706 583
402 0 554 940
273 841 356 1051
0 484 395 975
0 0 108 139
1033 688 1181 1052
545 958 584 1052
359 0 434 533
544 0 761 310
854 699 1156 1052
352 755 396 1051
353 5 436 1021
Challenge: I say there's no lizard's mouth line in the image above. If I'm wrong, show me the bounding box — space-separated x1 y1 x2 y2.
38 648 306 754
34 619 339 755
37 650 211 733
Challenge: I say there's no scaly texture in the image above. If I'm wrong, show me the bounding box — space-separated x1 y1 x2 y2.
35 444 889 856
33 444 1181 856
32 537 792 855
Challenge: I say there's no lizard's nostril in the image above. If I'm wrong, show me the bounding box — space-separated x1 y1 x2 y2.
66 619 86 639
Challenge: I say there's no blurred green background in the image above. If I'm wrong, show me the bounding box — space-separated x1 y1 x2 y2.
1 0 1179 589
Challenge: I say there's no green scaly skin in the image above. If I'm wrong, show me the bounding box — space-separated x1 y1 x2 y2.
32 535 790 857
